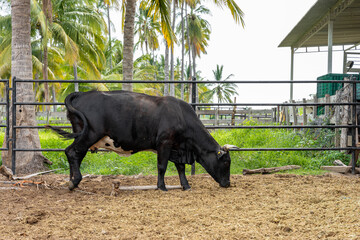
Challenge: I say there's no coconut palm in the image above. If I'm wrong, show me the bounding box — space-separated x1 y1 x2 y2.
135 6 161 55
122 0 174 91
2 0 50 174
202 65 237 103
0 14 11 80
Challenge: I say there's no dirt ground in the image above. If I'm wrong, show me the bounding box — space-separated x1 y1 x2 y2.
1 173 360 240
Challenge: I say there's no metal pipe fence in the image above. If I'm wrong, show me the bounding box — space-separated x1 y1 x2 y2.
3 77 360 174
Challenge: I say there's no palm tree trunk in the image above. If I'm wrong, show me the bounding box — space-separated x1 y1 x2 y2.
2 0 49 173
42 45 50 112
73 63 79 92
107 4 112 70
180 0 185 100
192 47 198 103
185 5 192 102
169 0 176 97
52 84 57 112
122 0 136 91
164 40 169 96
42 0 52 112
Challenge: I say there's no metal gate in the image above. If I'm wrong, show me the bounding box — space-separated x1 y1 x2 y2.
5 77 360 174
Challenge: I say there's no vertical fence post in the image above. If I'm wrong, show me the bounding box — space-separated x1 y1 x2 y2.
303 98 307 126
191 77 196 175
11 77 17 174
291 100 297 126
313 95 318 117
5 79 10 149
351 78 357 174
325 94 330 117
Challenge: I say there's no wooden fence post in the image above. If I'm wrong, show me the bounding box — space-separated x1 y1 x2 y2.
340 82 351 150
335 90 341 147
325 94 330 117
303 98 307 125
313 95 318 118
231 97 236 126
291 100 298 126
285 102 290 125
271 108 276 122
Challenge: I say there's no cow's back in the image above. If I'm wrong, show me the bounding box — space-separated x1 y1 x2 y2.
66 91 191 152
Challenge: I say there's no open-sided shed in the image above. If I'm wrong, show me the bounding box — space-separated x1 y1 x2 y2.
279 0 360 100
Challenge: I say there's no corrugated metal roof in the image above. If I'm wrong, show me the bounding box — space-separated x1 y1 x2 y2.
279 0 360 48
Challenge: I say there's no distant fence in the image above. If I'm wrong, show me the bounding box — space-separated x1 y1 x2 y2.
30 107 276 125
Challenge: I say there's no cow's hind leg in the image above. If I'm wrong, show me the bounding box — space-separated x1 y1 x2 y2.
157 144 171 191
65 143 88 190
175 163 191 190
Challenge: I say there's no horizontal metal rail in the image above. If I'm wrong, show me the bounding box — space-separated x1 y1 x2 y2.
14 125 360 129
13 79 360 84
13 147 360 152
14 102 360 107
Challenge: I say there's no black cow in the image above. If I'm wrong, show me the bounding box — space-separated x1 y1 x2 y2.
47 91 239 191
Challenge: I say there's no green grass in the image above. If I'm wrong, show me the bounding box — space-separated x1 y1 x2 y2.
0 119 351 176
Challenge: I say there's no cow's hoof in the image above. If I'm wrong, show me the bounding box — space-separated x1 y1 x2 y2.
157 186 168 191
68 181 75 191
182 185 191 191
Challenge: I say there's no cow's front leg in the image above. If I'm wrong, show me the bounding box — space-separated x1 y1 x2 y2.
157 144 171 191
175 163 191 190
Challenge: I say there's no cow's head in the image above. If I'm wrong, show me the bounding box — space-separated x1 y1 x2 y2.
197 144 240 188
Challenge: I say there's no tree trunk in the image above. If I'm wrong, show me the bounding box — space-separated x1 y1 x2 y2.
192 47 198 103
107 4 113 70
2 0 49 174
185 5 192 102
73 63 79 92
180 0 185 100
52 83 57 112
42 0 52 112
169 0 176 97
42 44 50 111
164 40 169 96
122 0 136 91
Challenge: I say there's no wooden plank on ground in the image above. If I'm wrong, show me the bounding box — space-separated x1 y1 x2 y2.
320 166 351 173
242 165 301 175
118 185 182 191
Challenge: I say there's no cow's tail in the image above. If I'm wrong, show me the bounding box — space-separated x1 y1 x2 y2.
45 92 88 140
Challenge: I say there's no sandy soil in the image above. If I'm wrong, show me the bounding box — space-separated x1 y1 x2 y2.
1 173 360 240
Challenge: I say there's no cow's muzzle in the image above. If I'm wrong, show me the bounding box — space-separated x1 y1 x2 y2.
219 181 230 188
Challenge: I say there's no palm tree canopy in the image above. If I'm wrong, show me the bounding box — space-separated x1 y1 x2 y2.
202 64 238 103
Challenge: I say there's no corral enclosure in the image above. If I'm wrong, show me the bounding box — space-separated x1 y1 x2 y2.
1 173 360 239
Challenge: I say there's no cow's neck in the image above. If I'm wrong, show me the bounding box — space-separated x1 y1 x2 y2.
188 125 219 155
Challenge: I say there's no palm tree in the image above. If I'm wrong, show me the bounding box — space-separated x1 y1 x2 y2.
202 65 238 103
121 0 244 92
0 14 11 80
2 0 50 174
134 6 161 55
52 0 107 79
122 0 174 91
99 0 120 70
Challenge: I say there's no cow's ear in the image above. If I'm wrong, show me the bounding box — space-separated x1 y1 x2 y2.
216 150 226 159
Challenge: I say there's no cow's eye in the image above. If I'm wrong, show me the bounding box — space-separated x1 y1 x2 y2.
224 161 230 167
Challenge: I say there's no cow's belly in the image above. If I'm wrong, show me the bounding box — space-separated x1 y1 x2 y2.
90 136 156 157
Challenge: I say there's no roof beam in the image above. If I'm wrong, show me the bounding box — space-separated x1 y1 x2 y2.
293 0 355 48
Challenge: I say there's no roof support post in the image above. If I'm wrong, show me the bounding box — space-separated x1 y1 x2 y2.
290 47 294 101
328 19 334 74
